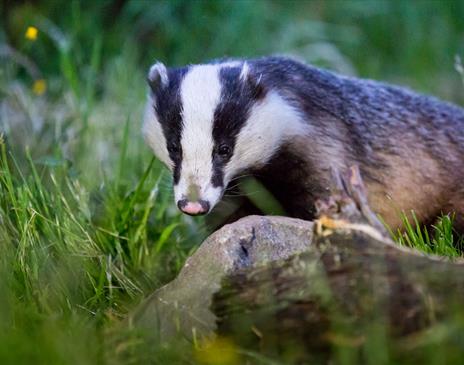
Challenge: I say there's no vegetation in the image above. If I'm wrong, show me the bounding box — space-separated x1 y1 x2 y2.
1 0 464 363
387 212 464 258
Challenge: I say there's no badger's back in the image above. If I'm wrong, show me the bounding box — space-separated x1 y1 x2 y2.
251 57 464 158
248 57 464 229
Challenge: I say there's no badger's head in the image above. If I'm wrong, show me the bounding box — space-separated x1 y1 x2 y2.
142 60 304 216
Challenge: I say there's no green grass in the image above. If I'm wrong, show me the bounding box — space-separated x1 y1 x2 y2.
1 22 207 361
387 212 464 258
1 0 464 363
0 117 203 364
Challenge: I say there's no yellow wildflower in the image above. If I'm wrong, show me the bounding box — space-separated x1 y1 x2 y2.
25 26 38 41
194 337 240 365
33 79 47 95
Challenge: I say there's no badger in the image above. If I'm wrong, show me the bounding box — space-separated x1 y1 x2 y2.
142 56 464 232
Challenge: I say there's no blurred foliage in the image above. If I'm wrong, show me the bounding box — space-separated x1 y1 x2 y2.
3 0 464 96
0 0 464 364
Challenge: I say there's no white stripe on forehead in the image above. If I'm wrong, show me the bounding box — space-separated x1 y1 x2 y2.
179 64 222 183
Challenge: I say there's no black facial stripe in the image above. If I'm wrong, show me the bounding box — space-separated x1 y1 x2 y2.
152 67 189 184
211 66 266 187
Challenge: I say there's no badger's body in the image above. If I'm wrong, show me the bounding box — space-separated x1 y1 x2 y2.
143 56 464 231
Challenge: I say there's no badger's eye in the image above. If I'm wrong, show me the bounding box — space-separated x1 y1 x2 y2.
218 144 231 157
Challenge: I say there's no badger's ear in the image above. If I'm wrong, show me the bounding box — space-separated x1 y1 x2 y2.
147 62 168 93
241 63 266 100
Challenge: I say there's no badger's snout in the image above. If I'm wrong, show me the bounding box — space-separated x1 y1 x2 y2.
177 199 210 216
174 181 222 216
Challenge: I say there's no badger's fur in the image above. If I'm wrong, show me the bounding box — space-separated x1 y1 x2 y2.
143 56 464 231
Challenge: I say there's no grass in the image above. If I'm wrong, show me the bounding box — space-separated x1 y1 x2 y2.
0 118 202 364
1 27 207 363
1 0 464 363
387 212 464 258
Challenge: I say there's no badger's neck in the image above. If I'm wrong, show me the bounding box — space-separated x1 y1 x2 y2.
251 138 330 220
227 89 327 219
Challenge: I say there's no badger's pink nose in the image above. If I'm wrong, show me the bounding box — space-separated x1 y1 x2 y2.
182 202 204 215
177 199 210 216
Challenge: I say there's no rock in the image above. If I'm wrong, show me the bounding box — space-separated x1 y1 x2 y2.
131 215 314 341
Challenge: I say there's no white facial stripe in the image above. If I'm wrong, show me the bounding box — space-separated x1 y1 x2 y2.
225 91 309 182
179 65 221 182
142 98 172 170
174 65 223 207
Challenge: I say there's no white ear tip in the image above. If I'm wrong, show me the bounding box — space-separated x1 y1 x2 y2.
148 61 168 87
